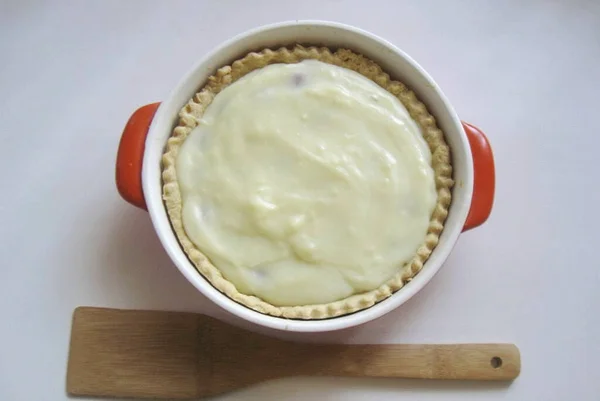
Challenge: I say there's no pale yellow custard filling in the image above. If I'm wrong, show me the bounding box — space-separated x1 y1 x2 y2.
176 60 436 306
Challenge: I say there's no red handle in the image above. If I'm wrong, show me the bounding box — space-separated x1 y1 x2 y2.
115 103 160 210
462 122 495 231
115 105 495 230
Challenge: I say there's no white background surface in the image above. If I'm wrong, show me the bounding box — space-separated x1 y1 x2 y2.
1 0 599 400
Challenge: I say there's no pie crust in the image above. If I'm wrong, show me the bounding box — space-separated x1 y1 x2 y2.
161 45 453 319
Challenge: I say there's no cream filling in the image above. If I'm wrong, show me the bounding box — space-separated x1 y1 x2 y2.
177 60 436 306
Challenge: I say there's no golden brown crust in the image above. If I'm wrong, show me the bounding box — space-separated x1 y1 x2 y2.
162 45 453 319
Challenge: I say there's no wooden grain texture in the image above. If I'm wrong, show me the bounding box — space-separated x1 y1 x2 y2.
67 307 521 399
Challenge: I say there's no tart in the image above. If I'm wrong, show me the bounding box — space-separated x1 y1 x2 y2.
162 46 453 319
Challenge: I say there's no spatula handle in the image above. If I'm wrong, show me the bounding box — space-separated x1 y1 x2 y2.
296 343 520 381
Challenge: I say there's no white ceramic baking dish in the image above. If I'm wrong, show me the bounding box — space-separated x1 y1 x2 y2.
116 21 495 332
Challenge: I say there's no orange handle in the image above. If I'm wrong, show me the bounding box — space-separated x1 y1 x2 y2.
115 103 160 210
462 122 495 231
115 106 495 229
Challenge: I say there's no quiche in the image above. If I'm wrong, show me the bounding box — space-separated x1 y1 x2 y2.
161 46 453 319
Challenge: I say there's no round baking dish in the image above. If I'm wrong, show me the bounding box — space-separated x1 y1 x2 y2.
116 21 495 332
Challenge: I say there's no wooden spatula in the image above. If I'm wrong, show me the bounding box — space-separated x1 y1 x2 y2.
67 307 520 399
